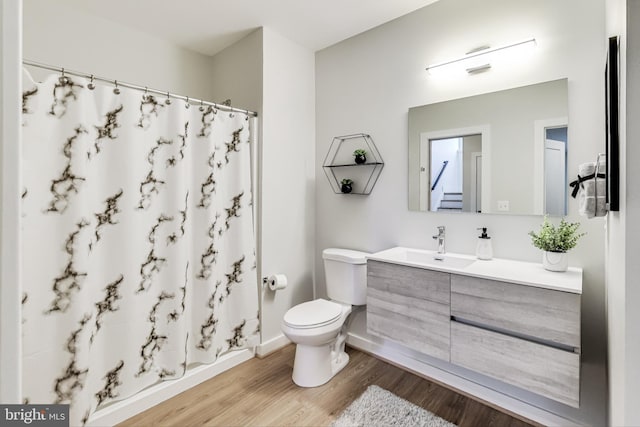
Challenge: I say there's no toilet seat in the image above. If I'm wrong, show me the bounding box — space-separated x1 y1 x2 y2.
283 299 343 329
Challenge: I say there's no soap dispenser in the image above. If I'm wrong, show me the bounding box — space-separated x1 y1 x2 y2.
476 227 493 260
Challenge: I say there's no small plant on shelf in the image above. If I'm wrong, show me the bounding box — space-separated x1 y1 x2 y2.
353 149 367 164
340 178 354 194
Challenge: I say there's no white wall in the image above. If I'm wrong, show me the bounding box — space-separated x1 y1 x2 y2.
606 0 640 425
316 0 607 424
260 27 316 343
622 3 640 421
0 0 23 404
209 30 263 114
605 3 626 426
622 4 640 424
23 0 213 99
206 28 317 348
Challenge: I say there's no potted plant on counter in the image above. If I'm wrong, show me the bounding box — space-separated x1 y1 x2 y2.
353 149 367 164
528 216 585 272
340 178 354 194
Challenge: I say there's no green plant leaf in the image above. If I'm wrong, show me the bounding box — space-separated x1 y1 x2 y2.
528 215 585 252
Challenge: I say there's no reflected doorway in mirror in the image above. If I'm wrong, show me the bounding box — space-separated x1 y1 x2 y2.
533 118 568 216
424 135 483 213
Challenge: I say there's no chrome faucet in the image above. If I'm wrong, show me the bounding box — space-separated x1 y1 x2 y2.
433 226 446 255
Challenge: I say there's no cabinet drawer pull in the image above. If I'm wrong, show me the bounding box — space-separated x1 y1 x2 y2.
451 317 579 354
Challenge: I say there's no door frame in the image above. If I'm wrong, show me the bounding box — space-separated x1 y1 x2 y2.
470 152 482 213
544 138 567 216
533 117 568 215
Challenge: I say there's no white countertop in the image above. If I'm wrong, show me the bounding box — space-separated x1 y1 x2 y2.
367 247 583 294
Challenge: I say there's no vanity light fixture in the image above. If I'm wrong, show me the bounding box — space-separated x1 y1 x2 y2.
426 37 536 75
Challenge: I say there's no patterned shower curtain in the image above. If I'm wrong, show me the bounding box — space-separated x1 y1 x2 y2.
20 71 259 425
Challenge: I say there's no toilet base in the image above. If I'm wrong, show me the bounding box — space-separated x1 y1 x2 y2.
292 343 349 387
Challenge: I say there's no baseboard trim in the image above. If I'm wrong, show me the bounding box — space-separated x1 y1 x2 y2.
256 334 291 358
87 348 255 427
346 332 579 427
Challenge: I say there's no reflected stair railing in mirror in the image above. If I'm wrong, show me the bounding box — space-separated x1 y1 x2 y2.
431 160 449 191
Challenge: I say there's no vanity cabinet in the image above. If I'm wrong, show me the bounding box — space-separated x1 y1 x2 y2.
365 255 582 408
450 274 581 407
366 260 450 361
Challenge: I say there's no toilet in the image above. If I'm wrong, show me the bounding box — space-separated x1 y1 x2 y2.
281 248 369 387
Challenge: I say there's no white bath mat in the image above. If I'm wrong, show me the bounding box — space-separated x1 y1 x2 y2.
331 385 457 427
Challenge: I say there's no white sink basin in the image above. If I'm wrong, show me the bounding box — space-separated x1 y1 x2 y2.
405 249 476 269
367 247 476 270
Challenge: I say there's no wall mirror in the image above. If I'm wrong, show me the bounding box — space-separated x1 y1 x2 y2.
408 78 568 216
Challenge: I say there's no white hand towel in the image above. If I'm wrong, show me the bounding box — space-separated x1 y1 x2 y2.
595 156 607 217
578 162 596 176
577 162 596 218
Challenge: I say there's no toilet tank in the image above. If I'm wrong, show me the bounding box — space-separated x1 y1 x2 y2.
323 248 369 306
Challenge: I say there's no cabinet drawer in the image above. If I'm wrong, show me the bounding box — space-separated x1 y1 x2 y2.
451 274 580 348
367 286 450 361
451 321 580 407
368 260 449 304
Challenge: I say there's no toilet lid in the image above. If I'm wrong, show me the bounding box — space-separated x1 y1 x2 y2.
283 299 343 329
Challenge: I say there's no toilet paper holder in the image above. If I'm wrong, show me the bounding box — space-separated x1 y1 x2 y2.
263 274 287 291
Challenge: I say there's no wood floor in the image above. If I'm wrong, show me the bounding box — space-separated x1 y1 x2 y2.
119 345 539 427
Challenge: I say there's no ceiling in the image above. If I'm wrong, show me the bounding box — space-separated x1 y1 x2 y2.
57 0 440 56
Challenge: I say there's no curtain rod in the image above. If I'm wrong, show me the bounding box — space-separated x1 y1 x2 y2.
22 59 258 118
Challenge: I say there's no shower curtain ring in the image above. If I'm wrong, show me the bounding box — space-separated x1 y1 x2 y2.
113 80 121 95
87 75 95 90
199 100 205 112
59 67 69 84
165 92 172 105
185 96 190 109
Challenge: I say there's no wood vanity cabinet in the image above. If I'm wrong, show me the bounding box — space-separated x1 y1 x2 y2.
450 274 581 408
365 260 581 408
366 260 450 361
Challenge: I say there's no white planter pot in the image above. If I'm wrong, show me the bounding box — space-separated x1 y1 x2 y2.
543 251 568 272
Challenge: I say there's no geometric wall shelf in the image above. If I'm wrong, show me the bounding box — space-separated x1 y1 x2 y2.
322 133 384 195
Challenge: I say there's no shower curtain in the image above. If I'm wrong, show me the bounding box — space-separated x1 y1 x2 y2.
21 71 259 425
